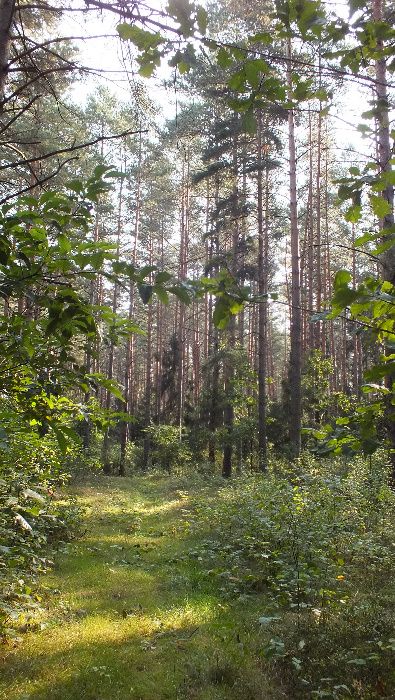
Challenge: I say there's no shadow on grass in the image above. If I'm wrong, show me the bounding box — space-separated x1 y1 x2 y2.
0 613 269 700
0 476 276 700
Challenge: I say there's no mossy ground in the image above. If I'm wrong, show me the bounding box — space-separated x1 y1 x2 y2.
0 475 278 700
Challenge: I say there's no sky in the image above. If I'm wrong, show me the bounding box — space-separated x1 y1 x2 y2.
63 2 177 126
61 0 377 161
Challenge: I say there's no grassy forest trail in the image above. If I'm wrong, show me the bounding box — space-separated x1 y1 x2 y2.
0 475 277 700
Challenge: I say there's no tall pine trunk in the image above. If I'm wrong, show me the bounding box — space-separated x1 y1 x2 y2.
120 132 142 474
222 136 238 478
257 112 268 473
286 39 302 458
373 0 395 478
102 168 124 473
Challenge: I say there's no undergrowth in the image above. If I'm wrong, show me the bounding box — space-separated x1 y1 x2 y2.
0 429 83 641
186 452 395 698
1 450 394 699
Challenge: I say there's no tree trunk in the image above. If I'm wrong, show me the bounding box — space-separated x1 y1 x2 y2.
102 167 124 474
120 132 142 474
222 136 239 478
142 237 153 471
373 0 395 479
257 112 268 473
286 38 302 459
0 0 14 106
176 147 189 433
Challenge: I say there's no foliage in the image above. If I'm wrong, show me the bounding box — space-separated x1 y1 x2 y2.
0 170 191 637
116 1 207 77
0 424 83 640
308 273 395 459
302 350 333 423
144 424 192 474
188 453 395 697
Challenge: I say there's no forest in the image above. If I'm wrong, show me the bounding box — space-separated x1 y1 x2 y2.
0 0 394 697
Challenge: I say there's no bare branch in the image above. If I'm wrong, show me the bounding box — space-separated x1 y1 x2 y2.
0 127 148 171
0 93 40 134
0 156 79 204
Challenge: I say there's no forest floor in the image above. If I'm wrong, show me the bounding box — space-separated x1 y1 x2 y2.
0 475 280 700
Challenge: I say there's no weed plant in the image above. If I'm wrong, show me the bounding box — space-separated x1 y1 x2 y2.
187 452 395 698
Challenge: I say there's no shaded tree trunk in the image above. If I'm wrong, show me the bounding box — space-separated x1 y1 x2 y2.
142 237 153 470
257 112 268 473
373 0 395 479
222 136 239 478
0 0 15 106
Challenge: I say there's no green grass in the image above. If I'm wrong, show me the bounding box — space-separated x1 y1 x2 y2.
0 475 279 700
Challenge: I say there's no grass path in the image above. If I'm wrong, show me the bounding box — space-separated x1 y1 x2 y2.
0 475 278 700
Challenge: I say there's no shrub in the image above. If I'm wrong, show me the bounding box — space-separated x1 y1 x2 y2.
187 453 395 698
145 424 192 474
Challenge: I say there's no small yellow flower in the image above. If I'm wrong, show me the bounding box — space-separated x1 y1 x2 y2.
336 575 345 581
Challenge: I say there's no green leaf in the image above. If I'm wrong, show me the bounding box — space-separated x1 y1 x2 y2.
51 425 68 453
228 70 246 92
155 270 173 284
57 233 72 254
345 204 362 223
217 46 232 69
334 270 352 289
138 284 154 304
361 383 390 394
354 231 377 246
249 31 272 44
88 374 125 402
139 62 157 78
138 265 157 279
229 299 244 314
178 60 190 74
168 285 191 305
213 297 230 329
116 24 162 50
244 59 268 89
196 6 208 34
372 237 395 255
370 195 391 218
155 287 169 305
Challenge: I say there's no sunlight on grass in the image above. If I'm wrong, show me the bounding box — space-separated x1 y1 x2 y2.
0 476 279 700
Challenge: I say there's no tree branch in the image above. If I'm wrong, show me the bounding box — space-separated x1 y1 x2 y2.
0 127 148 171
0 156 78 203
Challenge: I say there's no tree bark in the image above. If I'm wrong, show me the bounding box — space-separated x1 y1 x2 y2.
222 135 239 478
257 111 268 473
102 166 124 474
373 0 395 479
142 237 153 470
0 0 15 107
120 131 142 474
286 38 302 459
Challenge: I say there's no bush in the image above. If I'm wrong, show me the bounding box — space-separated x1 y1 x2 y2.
0 422 84 640
187 453 395 698
145 424 192 474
